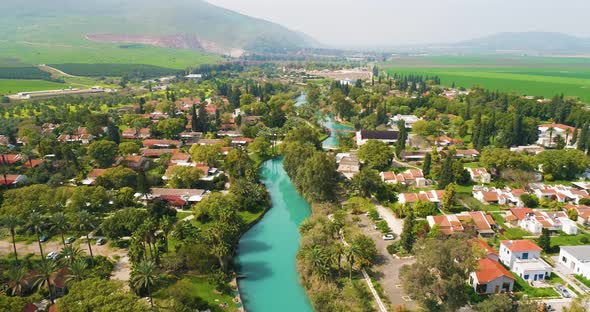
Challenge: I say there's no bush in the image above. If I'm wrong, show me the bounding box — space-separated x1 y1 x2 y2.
368 209 380 221
580 237 589 244
387 242 401 255
520 194 539 208
377 220 391 234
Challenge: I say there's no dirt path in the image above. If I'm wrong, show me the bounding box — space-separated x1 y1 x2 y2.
38 64 77 78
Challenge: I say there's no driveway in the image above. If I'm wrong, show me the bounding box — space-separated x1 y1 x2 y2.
357 214 416 310
375 204 403 236
551 257 590 295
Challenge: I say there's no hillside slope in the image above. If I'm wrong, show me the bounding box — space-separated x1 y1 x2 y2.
0 0 317 57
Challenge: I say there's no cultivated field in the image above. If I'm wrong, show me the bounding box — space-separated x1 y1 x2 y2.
0 79 67 94
383 56 590 103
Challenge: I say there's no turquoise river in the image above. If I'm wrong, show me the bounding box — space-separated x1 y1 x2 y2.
235 93 354 311
235 158 314 312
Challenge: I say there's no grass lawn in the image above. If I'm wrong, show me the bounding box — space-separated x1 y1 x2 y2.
491 213 533 240
574 274 590 288
512 273 560 298
548 232 590 250
153 274 237 312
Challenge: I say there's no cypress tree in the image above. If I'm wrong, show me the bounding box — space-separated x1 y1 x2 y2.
400 210 416 253
438 150 455 189
423 153 432 177
395 120 407 157
191 104 198 132
106 123 120 144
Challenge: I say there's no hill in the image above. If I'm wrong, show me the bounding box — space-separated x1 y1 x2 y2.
421 32 590 54
0 0 318 59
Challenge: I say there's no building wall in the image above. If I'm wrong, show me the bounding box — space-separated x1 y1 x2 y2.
559 249 590 279
499 245 541 269
470 273 514 294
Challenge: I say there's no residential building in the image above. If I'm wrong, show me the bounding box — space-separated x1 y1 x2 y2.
528 183 590 204
380 169 426 187
149 188 207 207
81 169 107 186
505 208 579 235
537 124 577 148
510 145 545 155
142 139 182 149
391 114 420 129
427 211 497 237
399 150 430 162
123 155 148 170
472 238 499 262
558 246 590 279
57 127 95 144
499 240 542 269
356 130 399 146
473 186 526 207
399 190 445 205
0 174 27 187
434 136 462 147
454 149 480 159
564 204 590 226
336 153 360 179
467 168 492 184
469 258 515 294
512 258 552 282
0 154 22 165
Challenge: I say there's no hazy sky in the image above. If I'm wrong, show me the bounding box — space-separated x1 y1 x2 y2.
207 0 590 48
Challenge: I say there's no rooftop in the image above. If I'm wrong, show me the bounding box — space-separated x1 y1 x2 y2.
560 246 590 262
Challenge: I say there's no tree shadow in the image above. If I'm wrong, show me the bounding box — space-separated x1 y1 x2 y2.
236 240 272 255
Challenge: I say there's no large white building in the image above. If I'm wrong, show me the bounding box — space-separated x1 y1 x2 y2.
558 246 590 279
537 124 577 148
499 240 552 282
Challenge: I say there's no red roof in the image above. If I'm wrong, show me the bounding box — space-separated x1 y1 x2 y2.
472 238 498 257
143 139 181 148
475 258 515 283
22 303 38 312
23 159 43 168
539 123 576 132
501 240 542 252
0 154 21 165
509 208 534 221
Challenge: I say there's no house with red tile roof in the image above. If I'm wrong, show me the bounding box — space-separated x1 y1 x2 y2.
399 190 445 205
0 174 27 187
141 148 178 158
473 186 526 207
142 139 182 149
467 168 491 184
427 215 464 235
537 123 578 148
123 155 148 170
505 207 579 235
469 258 515 294
427 211 497 237
149 188 207 207
564 204 590 226
528 183 590 204
434 136 462 147
499 240 543 268
81 169 107 185
471 238 499 262
380 169 426 187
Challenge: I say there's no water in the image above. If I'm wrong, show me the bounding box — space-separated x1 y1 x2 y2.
236 158 314 312
321 116 354 149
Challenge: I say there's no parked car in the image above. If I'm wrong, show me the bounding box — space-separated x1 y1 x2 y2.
96 238 106 246
39 235 49 242
554 284 571 298
46 251 59 260
383 234 395 240
65 237 75 244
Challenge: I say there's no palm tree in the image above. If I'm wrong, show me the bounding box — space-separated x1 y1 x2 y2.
5 265 29 296
77 210 96 265
130 259 157 308
51 212 69 247
59 245 82 266
548 126 555 147
65 259 88 285
0 145 9 188
33 260 57 304
305 246 331 281
28 211 46 260
565 128 572 146
2 216 20 262
161 216 174 254
345 244 362 280
20 147 35 168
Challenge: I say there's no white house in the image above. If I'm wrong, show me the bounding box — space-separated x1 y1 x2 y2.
337 153 360 180
509 209 580 235
537 124 577 148
512 258 552 282
467 168 492 184
558 246 590 279
399 190 445 206
391 114 420 129
380 169 426 187
499 240 542 269
472 186 527 207
469 258 515 294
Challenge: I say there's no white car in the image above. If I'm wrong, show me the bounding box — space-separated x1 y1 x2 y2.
46 251 59 260
382 234 395 240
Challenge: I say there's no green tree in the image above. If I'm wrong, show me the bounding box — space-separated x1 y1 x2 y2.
351 168 381 198
475 294 514 312
538 228 551 252
437 150 455 189
118 142 140 156
77 210 96 264
249 136 272 159
295 151 339 202
57 278 147 312
413 200 436 218
33 260 58 304
130 259 157 308
399 238 477 311
441 183 456 212
50 212 70 247
28 211 47 260
189 143 222 167
536 149 589 180
400 210 415 253
88 140 118 168
5 265 28 296
422 152 432 177
357 140 393 170
166 165 203 189
395 119 408 157
66 258 89 284
156 118 185 139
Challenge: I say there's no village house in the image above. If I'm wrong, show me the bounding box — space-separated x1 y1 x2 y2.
197 138 224 146
473 238 499 262
380 169 426 187
149 188 207 207
454 149 480 159
398 190 445 206
558 246 590 279
81 169 107 186
563 204 590 226
142 139 182 149
427 211 497 237
57 127 95 144
141 148 178 159
469 258 515 294
528 183 590 204
391 114 420 129
473 186 526 207
122 128 151 140
123 155 148 170
434 136 462 147
0 153 22 165
505 208 579 235
170 151 191 165
0 174 27 187
336 152 360 179
399 150 430 162
510 145 545 155
537 123 577 148
467 168 492 184
356 130 399 146
499 240 552 282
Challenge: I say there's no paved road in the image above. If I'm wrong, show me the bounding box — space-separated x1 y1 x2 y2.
358 214 416 311
375 203 403 236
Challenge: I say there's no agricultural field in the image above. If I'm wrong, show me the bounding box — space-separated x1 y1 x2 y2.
48 63 181 78
0 79 66 94
383 56 590 103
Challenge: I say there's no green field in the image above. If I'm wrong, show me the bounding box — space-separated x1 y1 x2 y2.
0 79 66 94
383 56 590 103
